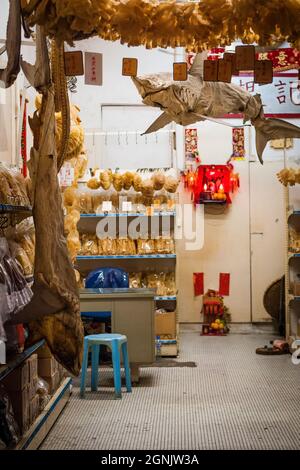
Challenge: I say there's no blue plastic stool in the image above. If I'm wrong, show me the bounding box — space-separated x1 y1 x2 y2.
80 334 132 399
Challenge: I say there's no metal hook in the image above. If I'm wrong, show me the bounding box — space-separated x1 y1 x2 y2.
155 132 158 144
118 131 121 146
144 134 148 144
135 131 138 145
125 131 128 145
104 132 108 146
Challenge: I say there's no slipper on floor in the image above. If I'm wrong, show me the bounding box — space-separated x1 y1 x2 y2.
256 345 289 355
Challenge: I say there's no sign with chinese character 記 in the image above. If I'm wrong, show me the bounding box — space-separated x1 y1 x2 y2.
228 73 300 118
85 52 103 86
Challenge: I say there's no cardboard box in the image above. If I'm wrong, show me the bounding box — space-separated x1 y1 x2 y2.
28 354 38 382
29 394 40 425
37 344 52 359
2 361 29 391
293 281 300 296
38 357 58 377
160 343 178 357
28 377 38 400
155 311 176 337
8 385 30 433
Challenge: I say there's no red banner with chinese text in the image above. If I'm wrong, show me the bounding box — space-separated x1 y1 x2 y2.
187 49 300 72
219 273 230 296
20 98 27 177
193 272 204 296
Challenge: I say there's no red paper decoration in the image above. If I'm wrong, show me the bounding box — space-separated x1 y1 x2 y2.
193 272 204 296
219 273 230 296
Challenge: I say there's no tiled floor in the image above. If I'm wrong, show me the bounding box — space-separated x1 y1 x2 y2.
41 332 300 450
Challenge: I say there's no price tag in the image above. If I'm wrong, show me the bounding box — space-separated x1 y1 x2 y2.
223 53 239 76
122 58 138 76
122 201 132 212
217 59 232 83
102 201 112 213
64 51 84 76
203 60 218 82
173 62 188 81
254 60 273 84
235 45 255 71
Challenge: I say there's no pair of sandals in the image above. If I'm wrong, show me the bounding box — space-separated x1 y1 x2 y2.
256 340 289 355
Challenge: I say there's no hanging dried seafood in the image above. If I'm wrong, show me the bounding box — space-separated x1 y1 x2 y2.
21 0 300 51
11 26 84 376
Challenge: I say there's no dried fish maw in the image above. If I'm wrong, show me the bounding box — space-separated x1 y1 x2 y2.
0 0 21 88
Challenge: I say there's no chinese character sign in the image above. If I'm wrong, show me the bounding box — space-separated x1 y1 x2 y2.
185 128 199 162
233 74 300 116
85 52 103 86
232 128 245 160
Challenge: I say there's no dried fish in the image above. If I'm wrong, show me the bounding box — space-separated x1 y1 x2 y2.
132 53 300 164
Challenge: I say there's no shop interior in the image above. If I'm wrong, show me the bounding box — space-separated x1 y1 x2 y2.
0 0 300 451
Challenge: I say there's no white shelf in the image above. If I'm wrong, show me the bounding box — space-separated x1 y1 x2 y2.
77 254 176 260
155 296 177 301
80 212 176 218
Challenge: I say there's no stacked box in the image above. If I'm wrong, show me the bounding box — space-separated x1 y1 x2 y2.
29 395 40 424
37 344 52 359
3 362 30 433
38 354 62 394
28 354 38 382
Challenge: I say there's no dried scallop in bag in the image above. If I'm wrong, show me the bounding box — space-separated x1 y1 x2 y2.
151 172 165 191
164 176 179 193
67 232 81 260
102 238 117 255
63 186 78 208
133 173 142 192
87 177 101 190
64 209 80 235
165 272 176 295
78 191 92 213
137 238 155 254
129 272 142 288
81 234 98 256
112 173 123 192
141 179 154 198
123 171 134 190
100 171 112 190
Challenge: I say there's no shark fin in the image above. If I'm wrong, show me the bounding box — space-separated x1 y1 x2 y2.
142 112 172 135
254 117 300 164
189 51 208 78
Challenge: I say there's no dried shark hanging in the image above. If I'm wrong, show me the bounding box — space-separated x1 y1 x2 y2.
0 0 21 88
132 53 300 164
10 26 84 375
